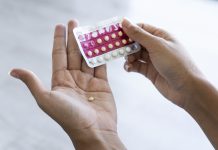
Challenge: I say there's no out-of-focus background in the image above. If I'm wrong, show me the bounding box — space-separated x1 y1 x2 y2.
0 0 218 149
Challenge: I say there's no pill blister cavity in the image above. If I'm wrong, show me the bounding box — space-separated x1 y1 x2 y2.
125 47 131 53
122 39 127 44
94 49 99 54
112 51 118 57
118 31 123 36
97 57 103 62
115 41 120 46
119 49 124 55
101 46 106 52
108 44 113 49
87 51 93 56
111 33 116 39
104 54 111 60
104 36 110 41
132 43 139 50
97 38 102 44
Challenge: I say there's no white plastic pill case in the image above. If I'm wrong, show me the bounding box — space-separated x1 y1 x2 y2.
73 17 141 68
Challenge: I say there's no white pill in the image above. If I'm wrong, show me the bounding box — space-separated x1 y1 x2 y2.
112 51 118 57
94 49 99 54
104 54 111 60
111 33 116 39
119 49 125 55
104 35 110 41
125 47 131 53
108 44 113 49
118 31 123 36
115 41 120 46
97 57 103 62
101 46 106 52
87 51 93 56
122 39 127 44
97 38 102 44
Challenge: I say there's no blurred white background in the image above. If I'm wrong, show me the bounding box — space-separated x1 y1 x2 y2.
0 0 218 149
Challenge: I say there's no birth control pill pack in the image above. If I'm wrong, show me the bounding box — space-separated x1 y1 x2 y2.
73 17 141 68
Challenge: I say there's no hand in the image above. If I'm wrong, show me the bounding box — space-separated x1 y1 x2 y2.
10 20 125 150
122 18 202 108
122 19 218 149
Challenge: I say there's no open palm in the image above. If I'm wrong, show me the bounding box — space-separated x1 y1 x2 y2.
11 20 117 138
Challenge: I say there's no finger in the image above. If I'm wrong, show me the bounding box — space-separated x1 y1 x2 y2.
10 68 48 101
52 24 67 74
137 23 175 41
67 20 82 70
139 50 149 62
126 51 141 63
126 49 149 63
81 59 94 75
124 60 148 76
94 64 107 81
124 60 159 84
122 18 159 53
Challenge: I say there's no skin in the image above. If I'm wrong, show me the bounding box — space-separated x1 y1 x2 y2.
10 18 218 149
10 20 126 150
122 18 218 149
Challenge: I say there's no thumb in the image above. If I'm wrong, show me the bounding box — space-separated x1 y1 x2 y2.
122 18 158 52
10 68 48 100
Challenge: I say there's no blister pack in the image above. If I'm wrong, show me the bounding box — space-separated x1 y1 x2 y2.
73 17 141 68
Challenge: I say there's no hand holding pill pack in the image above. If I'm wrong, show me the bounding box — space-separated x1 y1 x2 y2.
73 17 141 68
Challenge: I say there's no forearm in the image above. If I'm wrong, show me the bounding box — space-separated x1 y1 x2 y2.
68 128 126 150
184 75 218 149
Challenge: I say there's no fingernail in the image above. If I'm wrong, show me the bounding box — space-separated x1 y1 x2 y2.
124 64 130 72
122 18 132 29
9 70 19 79
68 19 79 27
55 24 66 32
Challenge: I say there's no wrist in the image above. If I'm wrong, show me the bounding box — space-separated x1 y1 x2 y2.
183 75 218 112
68 128 126 150
182 75 218 148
